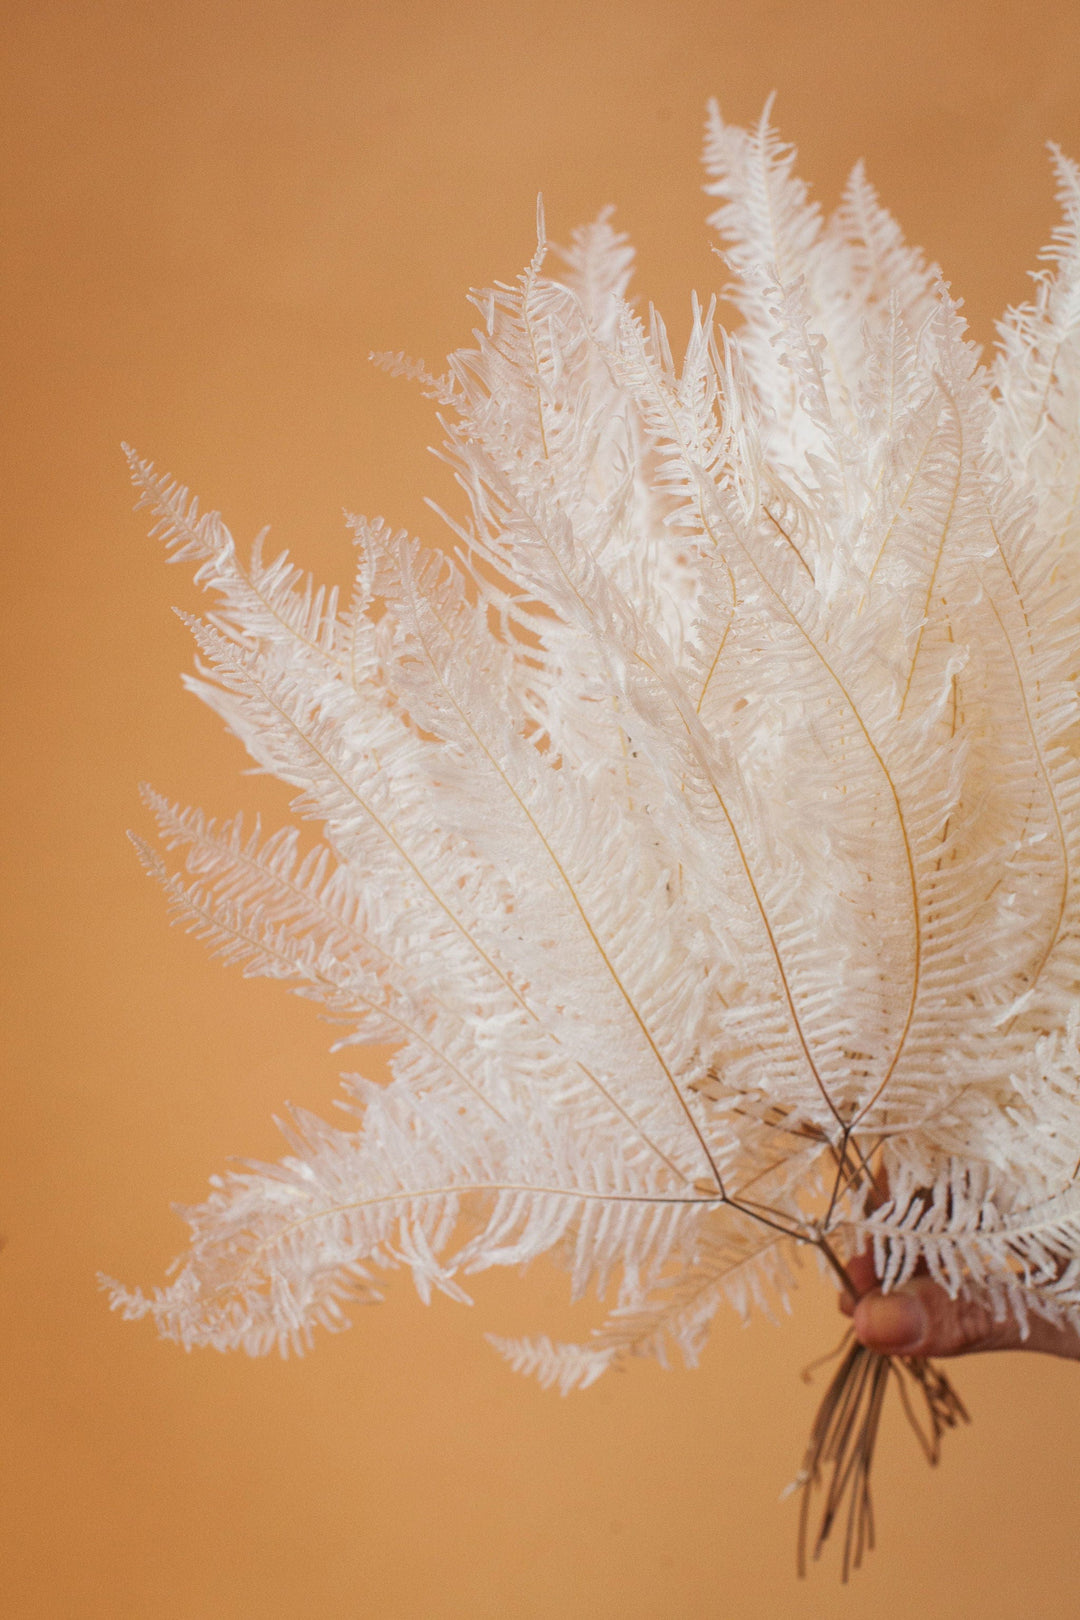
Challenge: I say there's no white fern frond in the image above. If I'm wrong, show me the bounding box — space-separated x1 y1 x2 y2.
114 110 1080 1525
485 1334 617 1393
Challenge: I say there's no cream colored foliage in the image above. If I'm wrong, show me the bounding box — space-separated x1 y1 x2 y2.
106 107 1080 1388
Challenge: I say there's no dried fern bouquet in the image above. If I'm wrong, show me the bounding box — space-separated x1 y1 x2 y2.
110 105 1080 1571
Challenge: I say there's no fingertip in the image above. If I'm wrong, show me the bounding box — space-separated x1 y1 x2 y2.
845 1251 878 1296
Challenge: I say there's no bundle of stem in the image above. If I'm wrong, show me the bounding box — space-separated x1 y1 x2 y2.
795 1333 970 1580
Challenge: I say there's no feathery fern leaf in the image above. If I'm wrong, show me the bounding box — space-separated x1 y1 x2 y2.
109 104 1080 1575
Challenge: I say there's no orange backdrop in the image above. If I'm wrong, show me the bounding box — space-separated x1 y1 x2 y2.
5 2 1080 1615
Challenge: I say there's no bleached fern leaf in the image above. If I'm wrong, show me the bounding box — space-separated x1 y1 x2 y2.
110 106 1080 1429
485 1334 616 1393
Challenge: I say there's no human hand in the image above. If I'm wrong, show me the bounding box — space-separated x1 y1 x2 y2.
841 1248 1080 1361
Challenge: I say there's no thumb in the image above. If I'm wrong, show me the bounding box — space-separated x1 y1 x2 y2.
852 1278 1019 1358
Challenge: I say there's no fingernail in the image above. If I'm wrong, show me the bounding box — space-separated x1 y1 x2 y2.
854 1291 928 1353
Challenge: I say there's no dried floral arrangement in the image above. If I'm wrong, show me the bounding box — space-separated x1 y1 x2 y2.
107 103 1080 1575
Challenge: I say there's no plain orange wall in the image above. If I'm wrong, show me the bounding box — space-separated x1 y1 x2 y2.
5 2 1080 1615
